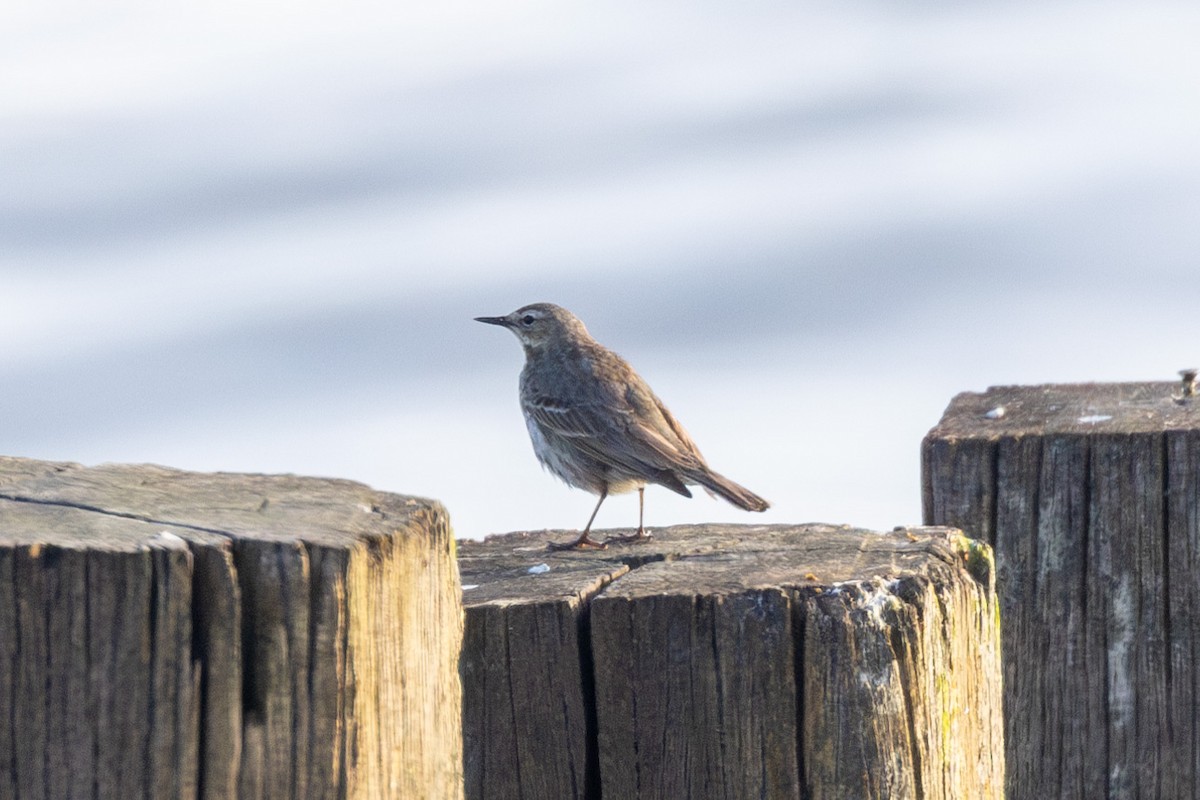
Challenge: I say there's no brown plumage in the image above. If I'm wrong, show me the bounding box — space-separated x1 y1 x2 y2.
476 302 769 549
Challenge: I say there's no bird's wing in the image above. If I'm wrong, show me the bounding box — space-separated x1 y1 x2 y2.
524 389 703 476
646 392 705 462
523 395 614 439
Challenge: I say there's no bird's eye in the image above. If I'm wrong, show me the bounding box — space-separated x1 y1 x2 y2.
522 315 535 326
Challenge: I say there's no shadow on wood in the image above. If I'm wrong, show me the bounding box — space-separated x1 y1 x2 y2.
459 523 1003 800
924 382 1200 799
0 456 463 800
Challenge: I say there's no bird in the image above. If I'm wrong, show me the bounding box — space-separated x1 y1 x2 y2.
475 302 769 550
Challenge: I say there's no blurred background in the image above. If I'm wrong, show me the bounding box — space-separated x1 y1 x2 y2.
2 1 1197 539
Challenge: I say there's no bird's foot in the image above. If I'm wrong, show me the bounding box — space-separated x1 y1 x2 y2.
547 532 608 551
602 527 653 546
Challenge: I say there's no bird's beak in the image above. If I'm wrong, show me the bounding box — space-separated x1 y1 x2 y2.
474 315 511 327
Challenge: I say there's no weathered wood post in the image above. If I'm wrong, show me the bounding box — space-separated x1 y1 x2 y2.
0 456 464 800
459 523 1004 800
924 381 1199 798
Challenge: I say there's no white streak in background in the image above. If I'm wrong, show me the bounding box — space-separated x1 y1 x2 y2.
1 2 1198 536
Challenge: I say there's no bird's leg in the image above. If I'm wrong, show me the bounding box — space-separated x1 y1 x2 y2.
603 486 653 545
549 487 609 550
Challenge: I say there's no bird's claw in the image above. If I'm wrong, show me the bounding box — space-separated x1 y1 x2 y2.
547 535 608 551
601 528 653 546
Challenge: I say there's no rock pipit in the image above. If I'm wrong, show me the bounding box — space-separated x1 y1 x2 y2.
476 302 769 549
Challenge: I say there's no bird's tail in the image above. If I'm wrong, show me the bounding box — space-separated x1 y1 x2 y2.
690 468 770 512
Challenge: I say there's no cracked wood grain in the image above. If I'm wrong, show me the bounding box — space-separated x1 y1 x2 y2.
0 456 463 800
460 524 1003 800
924 382 1200 800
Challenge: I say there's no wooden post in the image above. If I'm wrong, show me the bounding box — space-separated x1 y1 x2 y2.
459 523 1003 800
0 456 463 800
923 381 1200 799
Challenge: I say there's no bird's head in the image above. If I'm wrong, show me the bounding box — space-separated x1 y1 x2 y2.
474 303 590 353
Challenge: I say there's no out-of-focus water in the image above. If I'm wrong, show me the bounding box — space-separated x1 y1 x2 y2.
3 1 1198 539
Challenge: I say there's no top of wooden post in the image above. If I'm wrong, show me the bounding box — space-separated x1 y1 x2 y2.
459 523 993 607
928 381 1200 439
0 455 442 550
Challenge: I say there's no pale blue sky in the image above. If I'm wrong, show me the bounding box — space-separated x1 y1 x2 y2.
3 1 1198 538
